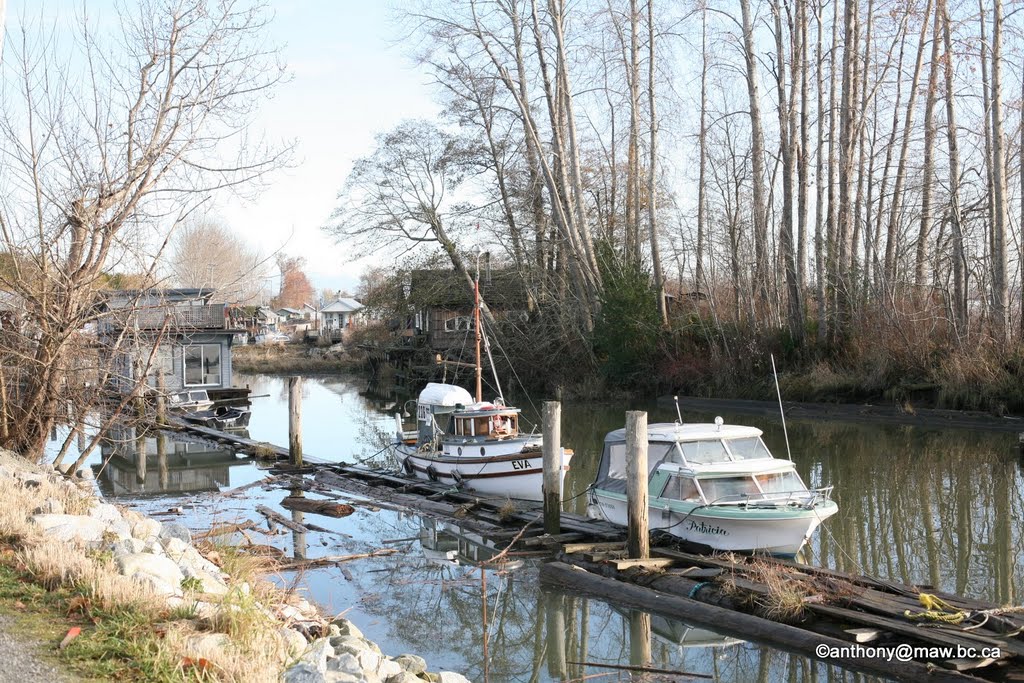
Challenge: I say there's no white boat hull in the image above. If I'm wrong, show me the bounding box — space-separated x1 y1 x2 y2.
395 443 571 502
590 491 837 557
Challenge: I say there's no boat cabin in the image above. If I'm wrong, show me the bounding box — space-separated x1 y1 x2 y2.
594 421 812 506
447 408 519 439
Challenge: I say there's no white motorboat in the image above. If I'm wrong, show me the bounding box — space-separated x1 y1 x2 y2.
393 261 572 501
587 419 837 557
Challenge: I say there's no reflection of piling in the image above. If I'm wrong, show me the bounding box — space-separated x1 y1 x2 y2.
289 376 303 466
289 489 307 561
626 411 649 559
628 609 652 670
135 429 147 485
545 591 567 679
542 400 562 535
157 433 168 491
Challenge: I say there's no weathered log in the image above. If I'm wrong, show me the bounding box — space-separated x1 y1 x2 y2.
280 496 355 518
276 549 397 570
540 562 980 683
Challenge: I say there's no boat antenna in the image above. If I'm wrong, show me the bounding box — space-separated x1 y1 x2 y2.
473 246 483 403
673 395 683 424
770 353 793 461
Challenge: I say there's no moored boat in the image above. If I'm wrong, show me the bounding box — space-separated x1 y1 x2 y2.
587 419 837 557
393 256 572 501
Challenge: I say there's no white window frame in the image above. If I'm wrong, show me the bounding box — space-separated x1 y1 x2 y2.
183 343 222 387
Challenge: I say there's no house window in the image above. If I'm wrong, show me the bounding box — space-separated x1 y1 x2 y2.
183 344 221 386
444 316 475 332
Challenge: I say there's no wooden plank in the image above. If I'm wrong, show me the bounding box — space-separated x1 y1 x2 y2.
611 558 676 571
255 505 308 534
563 541 626 554
280 496 356 518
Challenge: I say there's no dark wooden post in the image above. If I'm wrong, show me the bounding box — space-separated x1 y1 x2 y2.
542 400 562 535
545 591 567 678
288 376 303 466
626 410 649 559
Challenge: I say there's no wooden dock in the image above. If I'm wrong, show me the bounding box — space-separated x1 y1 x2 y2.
138 418 1024 682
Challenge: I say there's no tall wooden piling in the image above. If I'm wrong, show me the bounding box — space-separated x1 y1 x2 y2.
157 433 168 491
155 373 167 425
625 410 649 559
135 429 147 485
542 400 562 535
628 609 652 669
288 376 303 466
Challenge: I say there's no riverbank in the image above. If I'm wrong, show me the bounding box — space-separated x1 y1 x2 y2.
233 343 363 375
0 448 470 682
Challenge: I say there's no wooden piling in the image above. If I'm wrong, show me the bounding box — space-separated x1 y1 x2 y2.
155 374 167 425
157 433 168 491
542 400 561 535
625 410 649 559
135 429 147 485
628 609 652 669
288 376 303 466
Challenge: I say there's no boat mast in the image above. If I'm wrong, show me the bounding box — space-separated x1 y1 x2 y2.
474 259 482 403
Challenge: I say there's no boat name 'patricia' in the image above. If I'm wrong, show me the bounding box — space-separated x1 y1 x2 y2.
687 519 729 536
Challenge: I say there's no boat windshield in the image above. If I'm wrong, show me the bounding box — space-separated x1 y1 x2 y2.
677 440 729 464
724 437 772 460
754 471 806 493
698 476 760 501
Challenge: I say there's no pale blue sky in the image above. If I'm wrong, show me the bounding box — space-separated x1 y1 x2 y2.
6 0 439 293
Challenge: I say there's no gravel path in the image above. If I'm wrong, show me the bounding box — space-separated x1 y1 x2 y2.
0 613 75 682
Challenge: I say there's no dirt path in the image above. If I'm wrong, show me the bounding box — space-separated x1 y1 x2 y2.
0 613 75 682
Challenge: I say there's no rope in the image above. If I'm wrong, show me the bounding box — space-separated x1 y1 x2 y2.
903 593 971 624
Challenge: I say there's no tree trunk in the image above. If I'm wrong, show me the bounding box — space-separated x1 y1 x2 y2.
990 0 1009 343
940 0 967 334
915 3 942 288
647 0 669 327
695 6 709 295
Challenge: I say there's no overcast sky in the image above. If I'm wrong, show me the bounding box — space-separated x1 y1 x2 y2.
8 0 437 295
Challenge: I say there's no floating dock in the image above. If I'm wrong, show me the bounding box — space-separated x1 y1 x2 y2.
141 418 1024 682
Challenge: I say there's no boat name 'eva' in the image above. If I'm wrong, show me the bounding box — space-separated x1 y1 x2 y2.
511 459 531 470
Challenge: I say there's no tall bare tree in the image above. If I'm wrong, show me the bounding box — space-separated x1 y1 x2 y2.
0 0 287 456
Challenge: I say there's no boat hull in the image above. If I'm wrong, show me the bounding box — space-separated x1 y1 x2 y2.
395 444 571 502
589 490 837 557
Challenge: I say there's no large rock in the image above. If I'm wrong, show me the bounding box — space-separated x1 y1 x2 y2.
116 552 185 589
159 522 192 544
89 502 123 525
330 617 363 640
181 568 228 596
30 514 108 546
298 638 334 675
108 537 146 557
437 673 472 683
280 627 308 658
392 655 426 676
385 674 423 683
282 663 326 683
129 516 162 542
326 653 362 676
377 659 403 680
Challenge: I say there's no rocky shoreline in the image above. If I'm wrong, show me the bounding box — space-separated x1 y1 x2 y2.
0 448 470 683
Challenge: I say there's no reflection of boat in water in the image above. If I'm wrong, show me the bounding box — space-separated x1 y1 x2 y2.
93 428 252 497
609 605 744 650
417 518 523 570
182 406 252 430
588 419 838 557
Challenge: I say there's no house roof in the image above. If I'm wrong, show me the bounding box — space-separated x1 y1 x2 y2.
276 307 302 315
322 298 363 313
409 269 528 308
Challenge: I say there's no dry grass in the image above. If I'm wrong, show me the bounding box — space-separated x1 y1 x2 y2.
716 557 816 624
0 449 307 681
496 499 518 522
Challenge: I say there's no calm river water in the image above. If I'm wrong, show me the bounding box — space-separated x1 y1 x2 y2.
54 372 1023 682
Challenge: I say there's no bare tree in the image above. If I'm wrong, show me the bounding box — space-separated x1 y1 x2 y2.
169 219 269 304
0 0 287 456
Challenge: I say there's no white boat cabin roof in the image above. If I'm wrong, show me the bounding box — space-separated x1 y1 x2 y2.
418 383 474 408
603 421 762 444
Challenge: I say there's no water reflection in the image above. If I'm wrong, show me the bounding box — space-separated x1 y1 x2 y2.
65 373 1024 682
92 426 252 497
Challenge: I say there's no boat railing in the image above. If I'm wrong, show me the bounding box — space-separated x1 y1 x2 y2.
705 486 833 508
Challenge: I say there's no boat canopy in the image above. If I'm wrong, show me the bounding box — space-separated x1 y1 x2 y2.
418 383 474 408
594 422 772 493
